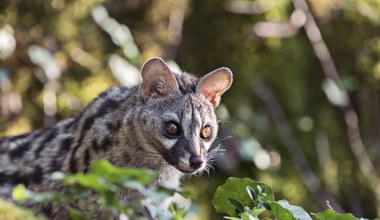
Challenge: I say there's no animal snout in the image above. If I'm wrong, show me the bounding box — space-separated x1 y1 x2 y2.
189 155 204 170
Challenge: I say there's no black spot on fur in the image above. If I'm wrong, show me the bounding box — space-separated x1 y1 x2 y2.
8 133 30 142
68 138 83 173
119 86 129 93
0 172 29 186
48 138 72 172
9 143 30 159
100 137 112 151
41 204 53 217
81 99 119 135
50 157 64 172
82 116 95 132
91 139 100 152
83 149 91 173
71 99 119 172
123 152 130 162
0 139 6 154
68 142 81 173
34 128 58 157
106 121 121 132
69 157 78 173
95 99 119 118
98 91 108 99
60 137 73 154
63 118 76 130
30 166 43 184
114 121 121 131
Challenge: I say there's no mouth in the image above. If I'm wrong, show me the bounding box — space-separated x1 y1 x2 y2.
176 163 203 174
178 168 197 174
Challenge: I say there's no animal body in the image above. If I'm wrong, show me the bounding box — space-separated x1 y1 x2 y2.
0 57 233 218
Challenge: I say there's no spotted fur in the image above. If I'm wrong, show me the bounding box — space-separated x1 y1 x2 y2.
0 58 233 218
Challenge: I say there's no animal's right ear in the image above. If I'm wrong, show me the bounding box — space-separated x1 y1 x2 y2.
140 57 179 102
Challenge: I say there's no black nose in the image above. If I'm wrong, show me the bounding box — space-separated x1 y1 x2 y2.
189 155 204 170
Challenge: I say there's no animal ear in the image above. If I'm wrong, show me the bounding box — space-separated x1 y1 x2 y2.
196 67 233 108
140 57 179 102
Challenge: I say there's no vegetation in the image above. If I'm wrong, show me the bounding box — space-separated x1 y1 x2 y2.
1 0 380 219
7 164 369 219
11 160 189 219
212 177 363 220
8 161 367 219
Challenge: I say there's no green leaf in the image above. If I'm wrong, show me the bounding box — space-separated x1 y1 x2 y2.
212 177 274 217
268 201 296 220
68 208 88 220
168 203 186 220
240 211 260 220
50 172 66 181
32 192 62 203
90 159 157 185
122 180 146 193
224 217 241 220
257 185 264 194
176 189 193 199
313 209 359 220
12 184 31 203
64 173 109 192
228 197 245 213
246 207 266 217
144 203 172 220
268 200 313 220
258 202 271 210
246 186 257 201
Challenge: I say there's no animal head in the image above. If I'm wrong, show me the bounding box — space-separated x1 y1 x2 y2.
137 58 232 174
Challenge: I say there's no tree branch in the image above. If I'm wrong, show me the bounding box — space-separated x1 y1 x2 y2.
290 0 380 211
254 82 344 212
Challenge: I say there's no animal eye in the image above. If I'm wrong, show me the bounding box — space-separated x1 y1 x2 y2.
200 126 212 140
165 121 181 137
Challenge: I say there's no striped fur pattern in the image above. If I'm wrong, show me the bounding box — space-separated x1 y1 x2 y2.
0 58 233 218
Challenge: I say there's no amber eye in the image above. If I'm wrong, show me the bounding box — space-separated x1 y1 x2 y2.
200 126 212 140
165 121 181 137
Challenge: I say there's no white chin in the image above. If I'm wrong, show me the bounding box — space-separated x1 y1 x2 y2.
177 166 202 174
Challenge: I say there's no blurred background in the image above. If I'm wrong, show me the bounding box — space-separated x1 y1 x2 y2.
1 0 380 219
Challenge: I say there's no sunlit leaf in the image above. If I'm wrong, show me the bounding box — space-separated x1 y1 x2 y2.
68 208 88 220
12 184 30 203
246 186 257 201
246 207 266 217
50 171 66 181
268 201 296 220
32 192 62 203
212 177 274 216
268 199 312 220
313 209 359 220
89 159 157 185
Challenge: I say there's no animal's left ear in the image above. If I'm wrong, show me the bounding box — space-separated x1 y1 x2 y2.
140 57 179 102
196 67 233 108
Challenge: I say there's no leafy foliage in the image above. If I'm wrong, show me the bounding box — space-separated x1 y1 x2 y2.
13 160 189 220
213 177 273 217
0 199 46 220
10 165 373 220
312 209 362 220
213 177 366 220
